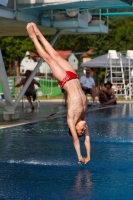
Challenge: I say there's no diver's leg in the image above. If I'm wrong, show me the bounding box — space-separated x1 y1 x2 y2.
30 23 75 73
26 24 66 81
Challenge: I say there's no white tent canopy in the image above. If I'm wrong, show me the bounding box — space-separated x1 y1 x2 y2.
80 53 132 68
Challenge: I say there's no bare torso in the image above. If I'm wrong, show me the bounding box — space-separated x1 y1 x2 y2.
22 77 36 93
63 79 87 124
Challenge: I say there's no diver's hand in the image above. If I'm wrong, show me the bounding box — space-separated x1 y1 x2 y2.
84 157 90 164
78 157 85 164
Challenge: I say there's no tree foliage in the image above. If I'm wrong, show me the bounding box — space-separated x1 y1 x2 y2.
0 36 35 67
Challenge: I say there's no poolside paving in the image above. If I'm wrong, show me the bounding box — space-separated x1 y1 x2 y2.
0 99 132 129
0 99 67 129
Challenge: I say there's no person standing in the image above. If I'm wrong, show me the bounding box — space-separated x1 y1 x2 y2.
15 70 41 109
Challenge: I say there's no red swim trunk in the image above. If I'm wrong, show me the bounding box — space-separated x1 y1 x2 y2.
58 71 78 88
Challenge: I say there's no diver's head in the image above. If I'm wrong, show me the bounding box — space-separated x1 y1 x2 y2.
76 120 87 137
69 120 87 138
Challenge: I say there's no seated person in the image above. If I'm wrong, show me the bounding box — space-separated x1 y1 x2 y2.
15 70 40 109
99 81 117 105
80 69 97 104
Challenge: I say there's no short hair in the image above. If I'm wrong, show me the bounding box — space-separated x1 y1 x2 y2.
85 69 91 72
104 81 112 88
84 67 91 71
68 129 84 138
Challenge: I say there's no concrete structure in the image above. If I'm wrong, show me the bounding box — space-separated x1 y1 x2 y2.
0 0 132 36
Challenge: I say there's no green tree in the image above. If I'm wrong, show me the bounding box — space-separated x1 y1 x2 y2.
0 36 35 75
90 17 133 57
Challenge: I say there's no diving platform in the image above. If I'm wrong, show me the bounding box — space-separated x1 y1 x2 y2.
0 0 132 36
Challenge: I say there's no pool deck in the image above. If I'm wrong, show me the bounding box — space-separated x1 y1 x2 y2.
0 99 68 129
0 99 132 129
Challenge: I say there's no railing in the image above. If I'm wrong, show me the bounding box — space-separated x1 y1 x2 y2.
7 76 53 98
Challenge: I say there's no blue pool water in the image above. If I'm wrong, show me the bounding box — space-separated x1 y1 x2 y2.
0 104 133 200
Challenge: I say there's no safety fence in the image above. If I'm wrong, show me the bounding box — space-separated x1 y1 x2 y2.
0 76 63 99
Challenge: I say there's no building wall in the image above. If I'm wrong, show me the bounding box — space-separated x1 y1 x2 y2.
20 52 78 74
20 57 52 74
67 54 78 70
82 57 91 63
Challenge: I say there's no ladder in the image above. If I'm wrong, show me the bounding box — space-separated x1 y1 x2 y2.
106 50 127 98
125 50 133 99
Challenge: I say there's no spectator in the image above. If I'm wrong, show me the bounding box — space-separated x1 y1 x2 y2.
99 81 117 105
80 69 97 105
15 70 41 109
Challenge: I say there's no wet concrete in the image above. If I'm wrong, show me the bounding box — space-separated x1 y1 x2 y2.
0 99 66 129
0 99 130 129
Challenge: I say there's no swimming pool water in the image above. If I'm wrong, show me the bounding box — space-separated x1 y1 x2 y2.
0 104 133 200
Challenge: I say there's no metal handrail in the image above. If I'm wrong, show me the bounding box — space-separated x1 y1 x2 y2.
7 76 53 98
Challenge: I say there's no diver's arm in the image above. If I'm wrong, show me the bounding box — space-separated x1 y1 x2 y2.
67 117 84 163
84 127 91 164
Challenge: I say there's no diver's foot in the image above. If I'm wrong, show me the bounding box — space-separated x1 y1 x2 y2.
32 23 42 39
26 23 36 40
